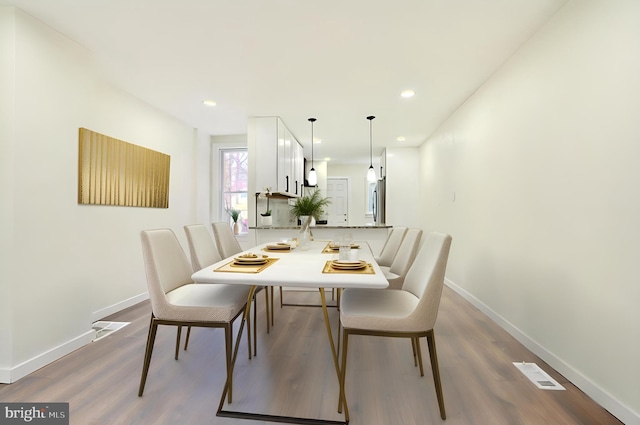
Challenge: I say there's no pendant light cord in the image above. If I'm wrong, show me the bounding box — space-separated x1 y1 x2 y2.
308 117 316 168
367 116 375 167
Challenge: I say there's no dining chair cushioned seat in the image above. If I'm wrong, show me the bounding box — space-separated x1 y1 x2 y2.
165 284 251 322
340 289 420 332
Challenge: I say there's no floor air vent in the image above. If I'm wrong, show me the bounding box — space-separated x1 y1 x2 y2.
513 362 565 390
92 321 130 342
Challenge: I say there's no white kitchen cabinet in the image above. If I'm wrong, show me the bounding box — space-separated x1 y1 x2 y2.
250 116 304 197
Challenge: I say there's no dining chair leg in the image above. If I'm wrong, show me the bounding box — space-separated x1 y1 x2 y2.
224 323 233 404
247 296 254 360
279 286 283 308
264 287 270 334
138 315 158 397
415 337 425 377
184 326 191 351
270 286 275 326
411 338 418 366
426 330 446 420
338 330 349 418
253 293 258 357
337 319 341 359
175 326 182 360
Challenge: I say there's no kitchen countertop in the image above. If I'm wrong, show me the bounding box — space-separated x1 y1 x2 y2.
251 225 391 230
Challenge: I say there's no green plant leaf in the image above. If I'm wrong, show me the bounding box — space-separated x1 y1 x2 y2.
290 190 331 221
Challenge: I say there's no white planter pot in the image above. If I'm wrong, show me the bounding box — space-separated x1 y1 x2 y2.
261 215 272 226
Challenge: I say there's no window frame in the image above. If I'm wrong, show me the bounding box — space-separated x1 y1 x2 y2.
219 147 249 234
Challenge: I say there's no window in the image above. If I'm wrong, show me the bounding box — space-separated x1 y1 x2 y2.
220 148 248 233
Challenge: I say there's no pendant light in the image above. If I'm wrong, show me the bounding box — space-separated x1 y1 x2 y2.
366 115 377 182
307 117 318 186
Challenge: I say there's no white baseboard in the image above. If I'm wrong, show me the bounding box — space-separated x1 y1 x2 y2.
0 330 96 384
445 279 640 425
0 292 150 385
91 292 149 323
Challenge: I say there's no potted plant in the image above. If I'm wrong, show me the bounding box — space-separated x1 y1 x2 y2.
227 208 241 235
290 190 330 228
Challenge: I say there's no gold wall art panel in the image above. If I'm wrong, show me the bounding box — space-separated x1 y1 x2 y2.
78 128 170 208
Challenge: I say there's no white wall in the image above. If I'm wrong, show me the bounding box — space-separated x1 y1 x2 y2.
384 147 420 228
0 7 17 378
419 1 640 423
1 8 202 382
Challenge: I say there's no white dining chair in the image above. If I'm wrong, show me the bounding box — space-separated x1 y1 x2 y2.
381 228 423 289
339 232 452 420
211 222 243 258
138 228 251 403
374 226 407 267
183 224 256 358
212 222 274 346
184 224 222 271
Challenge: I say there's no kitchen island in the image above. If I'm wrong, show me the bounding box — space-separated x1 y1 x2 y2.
250 225 392 255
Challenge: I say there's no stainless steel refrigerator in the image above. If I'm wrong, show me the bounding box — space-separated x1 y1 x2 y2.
373 178 386 225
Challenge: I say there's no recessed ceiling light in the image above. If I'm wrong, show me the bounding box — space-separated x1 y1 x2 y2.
202 99 217 106
400 90 415 98
396 136 406 142
324 157 331 162
313 138 322 143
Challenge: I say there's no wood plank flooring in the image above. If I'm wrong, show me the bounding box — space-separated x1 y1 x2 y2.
0 287 622 425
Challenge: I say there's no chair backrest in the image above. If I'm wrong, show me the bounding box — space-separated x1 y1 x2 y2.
211 222 243 258
184 224 222 271
388 228 423 277
402 232 452 330
376 226 407 267
140 229 194 320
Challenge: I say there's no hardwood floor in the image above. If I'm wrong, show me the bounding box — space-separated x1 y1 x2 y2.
0 287 622 425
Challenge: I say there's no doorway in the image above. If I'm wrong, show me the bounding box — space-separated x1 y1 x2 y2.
326 177 349 225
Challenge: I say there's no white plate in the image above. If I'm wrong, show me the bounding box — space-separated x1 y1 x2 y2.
266 244 291 250
331 260 367 270
234 255 268 264
233 258 268 265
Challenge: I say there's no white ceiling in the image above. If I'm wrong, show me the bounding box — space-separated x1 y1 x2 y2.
3 0 568 164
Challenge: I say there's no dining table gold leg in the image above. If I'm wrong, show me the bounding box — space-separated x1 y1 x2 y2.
318 288 349 422
217 285 255 411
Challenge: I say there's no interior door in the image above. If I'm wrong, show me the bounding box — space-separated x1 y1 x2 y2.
326 177 348 225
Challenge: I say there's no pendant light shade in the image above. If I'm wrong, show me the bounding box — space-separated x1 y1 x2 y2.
307 117 317 186
366 116 377 182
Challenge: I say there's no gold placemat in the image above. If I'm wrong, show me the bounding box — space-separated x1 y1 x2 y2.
322 243 340 254
262 247 291 253
322 242 361 254
322 260 375 274
215 257 279 273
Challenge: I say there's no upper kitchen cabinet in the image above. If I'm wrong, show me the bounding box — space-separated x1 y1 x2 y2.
248 116 304 197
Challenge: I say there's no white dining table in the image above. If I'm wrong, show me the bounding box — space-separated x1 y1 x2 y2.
191 239 388 425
